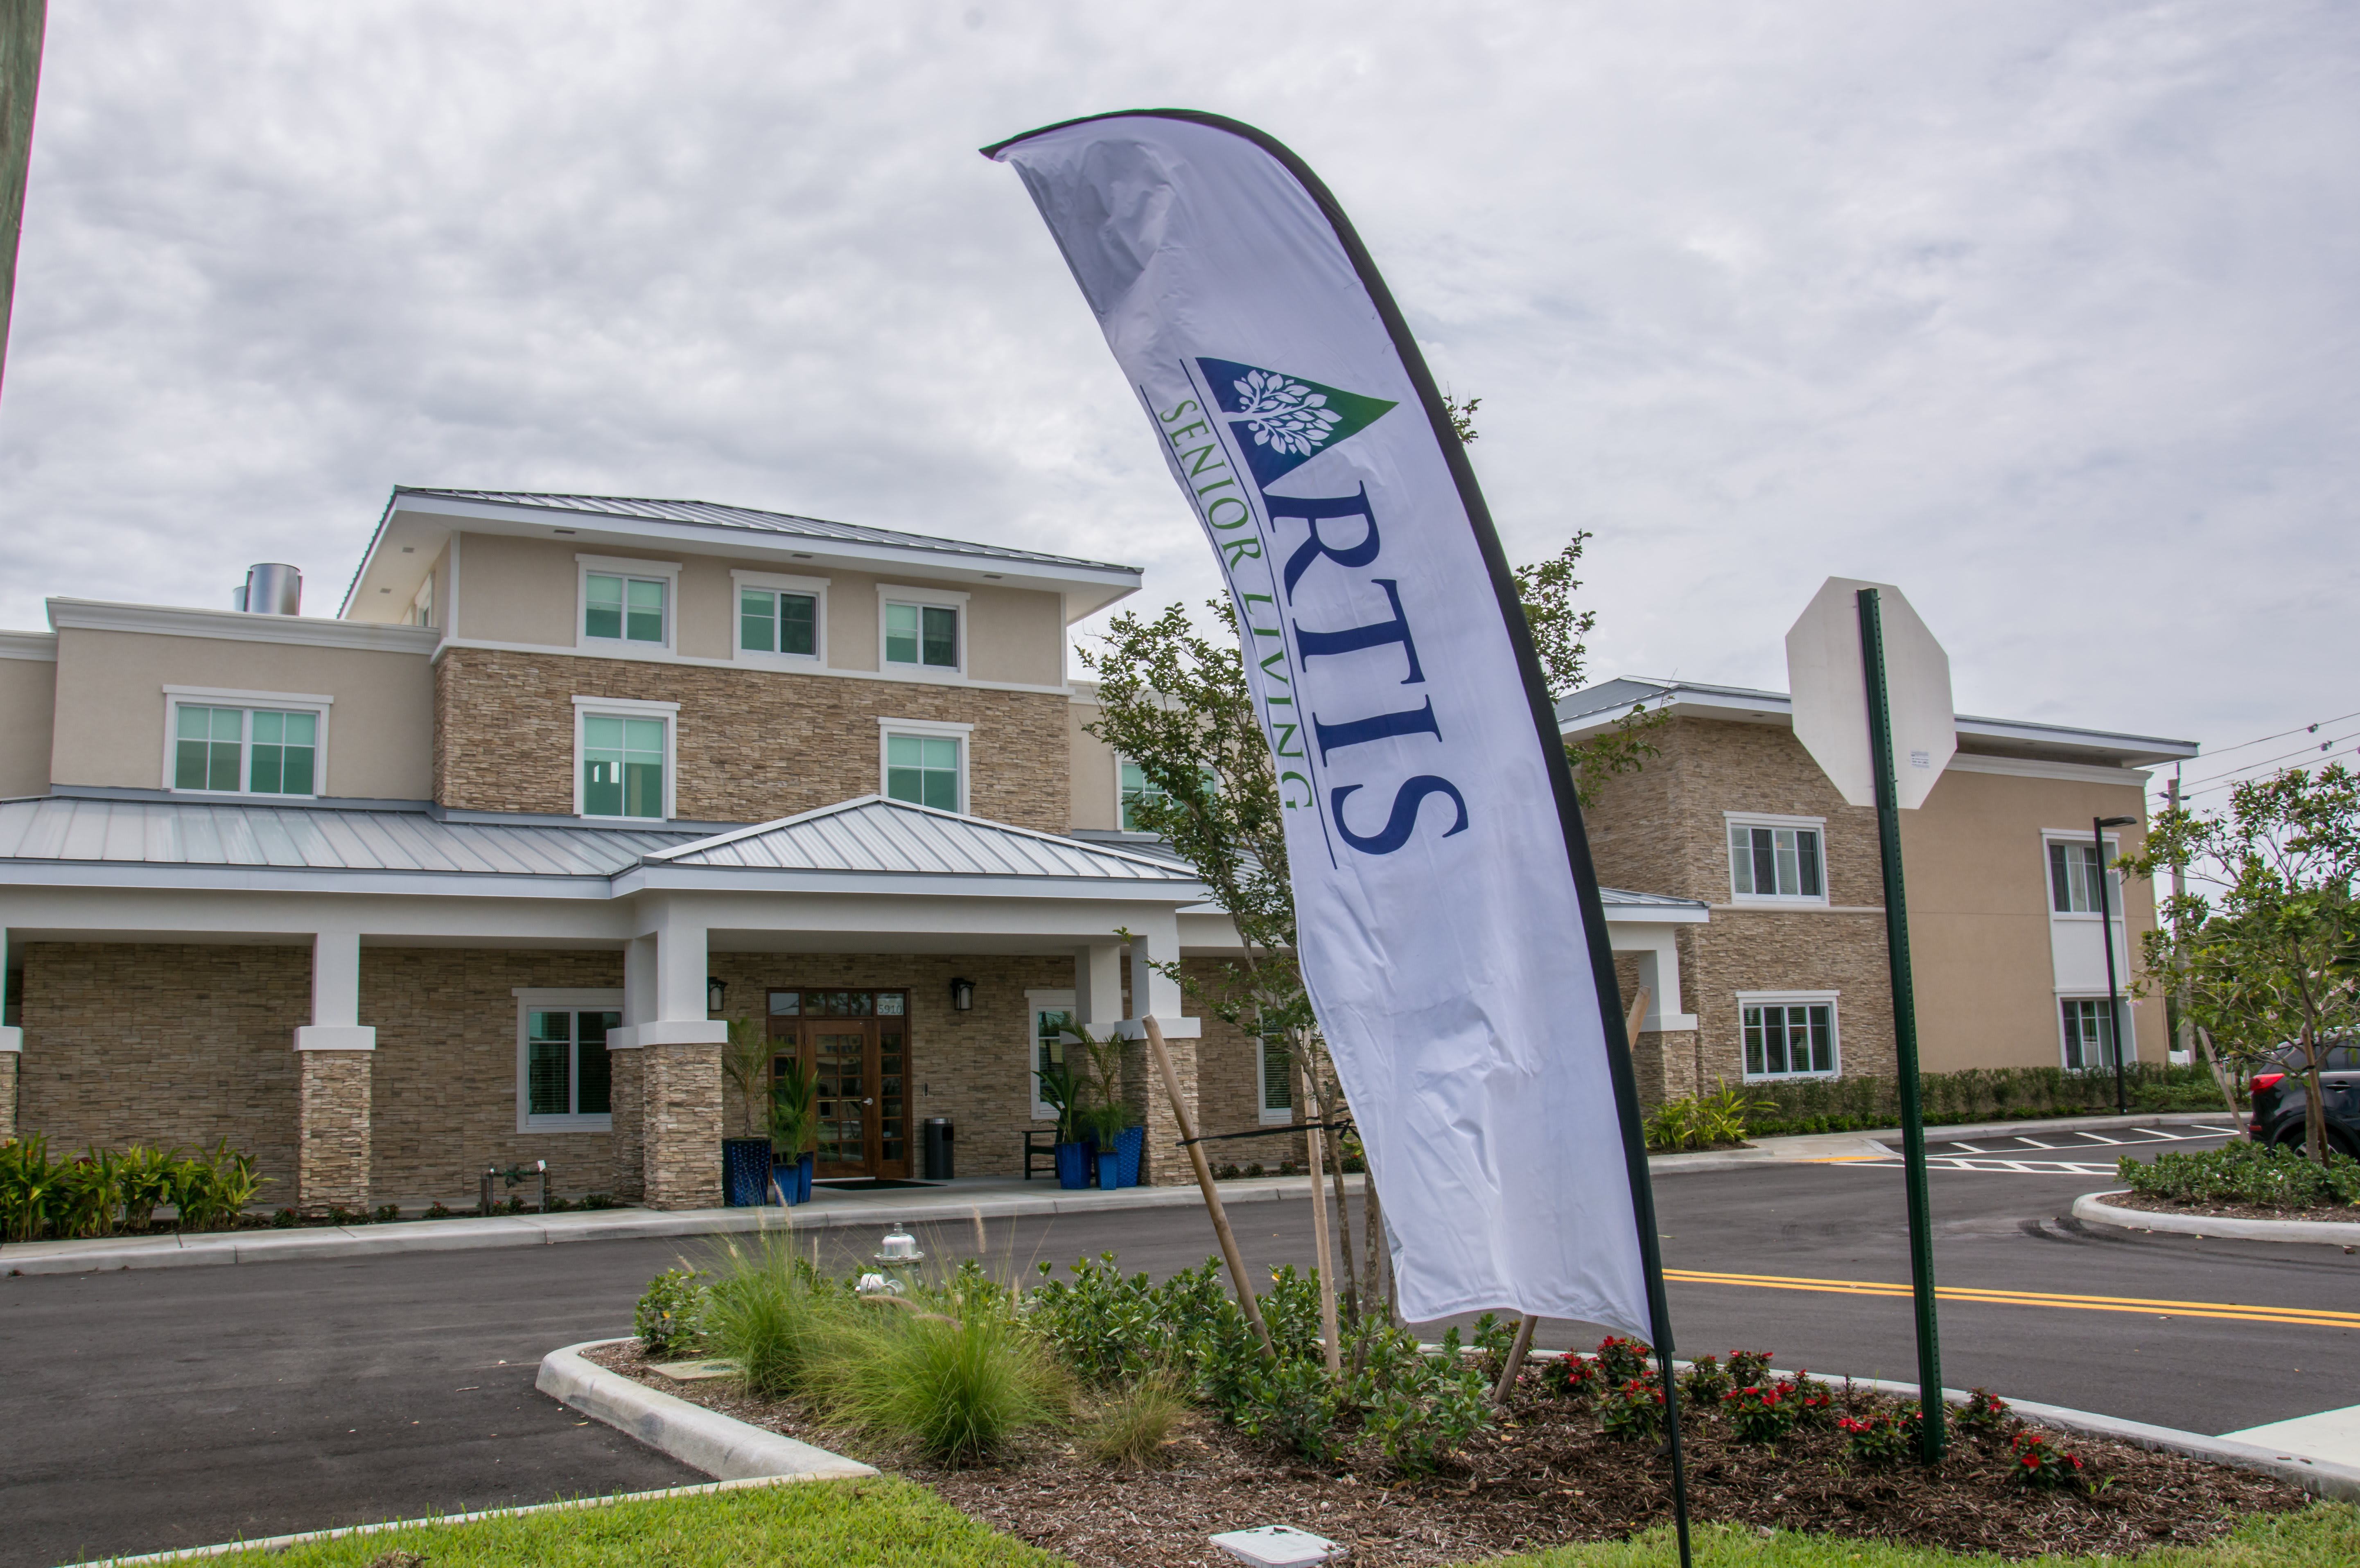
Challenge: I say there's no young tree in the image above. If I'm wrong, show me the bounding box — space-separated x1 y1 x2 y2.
2121 763 2360 1164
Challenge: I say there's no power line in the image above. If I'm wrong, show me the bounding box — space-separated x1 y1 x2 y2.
2177 728 2360 792
2181 708 2360 765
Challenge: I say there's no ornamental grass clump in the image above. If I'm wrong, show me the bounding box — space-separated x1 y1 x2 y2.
833 1299 1070 1468
1080 1374 1190 1469
702 1238 865 1398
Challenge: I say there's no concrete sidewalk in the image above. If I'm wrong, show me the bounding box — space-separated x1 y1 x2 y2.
0 1110 2216 1279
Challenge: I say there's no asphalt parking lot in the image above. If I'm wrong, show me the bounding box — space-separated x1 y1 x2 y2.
4 1122 2352 1568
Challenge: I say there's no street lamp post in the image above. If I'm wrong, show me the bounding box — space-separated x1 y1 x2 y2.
2094 814 2139 1115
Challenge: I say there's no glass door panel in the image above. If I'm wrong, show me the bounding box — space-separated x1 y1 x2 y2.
877 1025 908 1177
812 1030 869 1175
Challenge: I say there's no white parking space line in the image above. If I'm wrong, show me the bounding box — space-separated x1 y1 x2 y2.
1841 1156 2123 1175
2015 1137 2060 1148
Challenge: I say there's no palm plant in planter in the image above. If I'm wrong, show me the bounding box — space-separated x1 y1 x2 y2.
720 1016 777 1208
770 1056 817 1205
1037 1062 1091 1190
1070 1018 1144 1188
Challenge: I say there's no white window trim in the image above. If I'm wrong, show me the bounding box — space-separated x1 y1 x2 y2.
1025 988 1077 1121
2041 831 2123 920
877 716 973 814
160 687 334 798
2055 990 2137 1069
572 695 681 822
514 987 623 1132
729 569 829 667
1735 989 1842 1081
576 553 683 657
1724 811 1831 906
876 584 970 680
1256 1033 1296 1126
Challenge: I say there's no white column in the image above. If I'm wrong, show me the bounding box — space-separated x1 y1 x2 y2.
1073 943 1124 1031
1122 911 1199 1037
610 932 658 1049
294 931 375 1051
633 902 727 1047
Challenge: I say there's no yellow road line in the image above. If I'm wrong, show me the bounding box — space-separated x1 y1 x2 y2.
1662 1268 2360 1331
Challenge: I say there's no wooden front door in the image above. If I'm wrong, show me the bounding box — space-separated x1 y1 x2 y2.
768 990 910 1178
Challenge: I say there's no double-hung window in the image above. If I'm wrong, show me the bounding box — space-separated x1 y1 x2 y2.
1120 761 1169 831
575 697 677 820
516 989 619 1130
1727 814 1825 902
2047 842 2116 914
880 718 969 813
1739 993 1839 1079
165 690 328 797
1258 1034 1295 1125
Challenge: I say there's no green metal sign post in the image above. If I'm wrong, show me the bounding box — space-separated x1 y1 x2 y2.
1855 586 1946 1464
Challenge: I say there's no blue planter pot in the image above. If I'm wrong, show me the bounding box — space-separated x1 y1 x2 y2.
797 1153 814 1203
1054 1141 1091 1190
1095 1150 1120 1191
1114 1125 1145 1188
721 1139 772 1208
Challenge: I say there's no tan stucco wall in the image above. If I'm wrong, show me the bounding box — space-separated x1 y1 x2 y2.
1901 763 2164 1072
1068 696 1120 830
0 655 56 797
447 532 1067 687
50 627 434 799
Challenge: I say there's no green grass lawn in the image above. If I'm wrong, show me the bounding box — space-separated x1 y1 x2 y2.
195 1477 1059 1568
1489 1507 2360 1568
170 1482 2357 1568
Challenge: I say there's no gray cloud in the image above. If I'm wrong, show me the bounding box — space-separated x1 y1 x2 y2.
2 0 2353 790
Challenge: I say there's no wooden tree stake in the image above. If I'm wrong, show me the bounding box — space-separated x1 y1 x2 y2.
1492 1312 1538 1404
1143 1015 1274 1357
1300 1056 1341 1375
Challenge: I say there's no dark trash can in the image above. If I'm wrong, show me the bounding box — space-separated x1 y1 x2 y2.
922 1116 954 1180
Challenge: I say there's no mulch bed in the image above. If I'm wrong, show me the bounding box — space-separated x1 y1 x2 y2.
585 1342 2306 1565
2103 1191 2360 1225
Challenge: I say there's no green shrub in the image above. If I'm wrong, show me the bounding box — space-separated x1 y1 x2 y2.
1235 1351 1345 1464
1545 1351 1602 1403
2118 1140 2360 1209
833 1302 1068 1467
0 1135 61 1242
1723 1381 1798 1444
1955 1387 2011 1437
636 1266 709 1357
1679 1353 1730 1407
1594 1334 1653 1383
172 1141 269 1231
118 1145 181 1232
1727 1349 1773 1388
1355 1338 1490 1473
1646 1084 1771 1151
1838 1406 1920 1466
1600 1375 1664 1442
2009 1428 2092 1490
1744 1061 2227 1136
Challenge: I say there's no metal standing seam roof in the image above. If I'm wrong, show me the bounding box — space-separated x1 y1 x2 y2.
393 489 1143 575
0 797 695 877
647 798 1204 882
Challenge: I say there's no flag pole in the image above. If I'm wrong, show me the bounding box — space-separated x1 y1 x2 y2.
1856 588 1947 1464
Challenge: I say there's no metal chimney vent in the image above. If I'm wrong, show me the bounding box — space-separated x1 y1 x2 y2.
239 564 302 616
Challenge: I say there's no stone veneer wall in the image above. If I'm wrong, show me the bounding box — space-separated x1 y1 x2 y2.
1581 717 1896 1102
296 1050 372 1212
363 948 624 1205
434 647 1071 832
0 1052 17 1139
1183 959 1312 1173
16 943 305 1193
642 1041 722 1210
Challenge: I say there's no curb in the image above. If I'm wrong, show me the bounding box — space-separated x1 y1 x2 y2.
537 1338 876 1481
0 1175 1352 1279
2072 1190 2360 1246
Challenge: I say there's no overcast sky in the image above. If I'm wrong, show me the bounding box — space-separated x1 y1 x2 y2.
3 2 2354 804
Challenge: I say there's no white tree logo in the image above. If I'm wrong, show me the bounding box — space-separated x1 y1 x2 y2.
1232 369 1344 457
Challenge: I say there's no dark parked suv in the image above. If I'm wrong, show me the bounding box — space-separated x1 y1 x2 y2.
2247 1039 2360 1158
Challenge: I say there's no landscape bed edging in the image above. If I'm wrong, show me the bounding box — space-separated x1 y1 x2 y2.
537 1338 876 1482
2073 1190 2360 1246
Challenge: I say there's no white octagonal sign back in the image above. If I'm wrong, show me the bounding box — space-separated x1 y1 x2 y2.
1785 577 1955 810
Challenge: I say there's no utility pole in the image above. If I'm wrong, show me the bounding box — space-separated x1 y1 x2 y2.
0 0 46 400
2095 814 2139 1114
2167 774 2193 1063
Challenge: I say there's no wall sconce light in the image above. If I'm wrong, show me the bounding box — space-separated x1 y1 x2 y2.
949 977 976 1013
707 976 727 1015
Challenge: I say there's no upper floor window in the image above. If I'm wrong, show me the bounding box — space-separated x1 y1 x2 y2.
585 573 666 644
165 689 329 797
741 588 818 657
885 602 958 668
877 585 968 677
574 696 678 820
885 733 962 810
1727 814 1825 901
1120 761 1167 830
2047 841 2118 914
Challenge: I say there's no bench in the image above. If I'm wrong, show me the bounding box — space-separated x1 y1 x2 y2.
1023 1128 1059 1181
